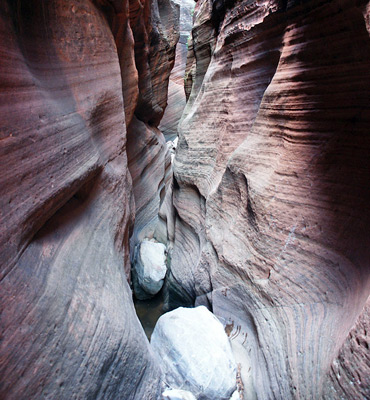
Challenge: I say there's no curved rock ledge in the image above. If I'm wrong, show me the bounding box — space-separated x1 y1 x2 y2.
169 0 370 398
0 0 179 398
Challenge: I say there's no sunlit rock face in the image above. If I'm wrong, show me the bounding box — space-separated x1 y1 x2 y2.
153 0 196 253
159 0 195 141
127 0 179 251
170 0 370 398
0 0 178 398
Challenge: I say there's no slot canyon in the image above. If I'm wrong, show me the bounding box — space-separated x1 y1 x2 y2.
0 0 369 399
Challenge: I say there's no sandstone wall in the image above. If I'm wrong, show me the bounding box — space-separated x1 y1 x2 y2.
0 0 178 397
127 0 179 252
170 0 370 398
159 0 195 141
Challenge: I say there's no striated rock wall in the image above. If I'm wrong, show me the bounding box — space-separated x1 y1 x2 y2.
154 0 196 254
324 297 370 399
127 0 179 251
159 0 195 141
170 0 370 398
0 0 178 398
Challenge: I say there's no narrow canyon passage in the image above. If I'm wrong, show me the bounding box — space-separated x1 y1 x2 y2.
0 0 369 400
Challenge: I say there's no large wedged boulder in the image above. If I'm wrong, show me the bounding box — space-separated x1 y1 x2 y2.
151 306 237 400
133 239 167 299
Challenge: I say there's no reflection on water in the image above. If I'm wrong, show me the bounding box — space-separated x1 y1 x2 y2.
134 291 165 340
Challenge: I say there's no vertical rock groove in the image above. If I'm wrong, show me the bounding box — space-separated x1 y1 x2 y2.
170 0 370 398
0 0 179 398
1 0 369 398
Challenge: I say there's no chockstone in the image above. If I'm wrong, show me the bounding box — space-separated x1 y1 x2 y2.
132 239 167 300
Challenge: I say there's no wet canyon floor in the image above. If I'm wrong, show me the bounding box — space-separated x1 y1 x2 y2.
134 291 165 340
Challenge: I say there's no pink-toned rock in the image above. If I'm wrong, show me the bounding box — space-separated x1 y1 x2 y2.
0 0 178 398
105 0 139 126
155 0 195 253
127 115 171 247
324 297 370 399
159 39 189 140
127 0 179 252
169 0 370 398
159 0 195 140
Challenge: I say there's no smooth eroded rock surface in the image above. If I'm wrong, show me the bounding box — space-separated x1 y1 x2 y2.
0 0 178 398
162 388 197 400
159 0 195 141
229 390 241 400
151 306 237 400
133 239 167 299
169 0 370 398
127 0 179 252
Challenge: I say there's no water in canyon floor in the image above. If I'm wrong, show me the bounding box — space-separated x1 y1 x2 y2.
134 291 165 340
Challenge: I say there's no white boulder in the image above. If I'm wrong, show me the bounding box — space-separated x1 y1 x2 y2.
162 388 197 400
151 306 237 400
133 239 167 299
229 390 241 400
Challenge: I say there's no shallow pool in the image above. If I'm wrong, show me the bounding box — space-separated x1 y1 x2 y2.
134 291 165 340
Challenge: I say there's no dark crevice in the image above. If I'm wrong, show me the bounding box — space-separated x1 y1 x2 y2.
211 0 236 33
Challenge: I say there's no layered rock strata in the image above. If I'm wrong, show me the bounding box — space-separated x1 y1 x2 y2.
159 0 195 141
0 0 178 398
154 0 195 253
170 0 370 398
127 0 180 252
